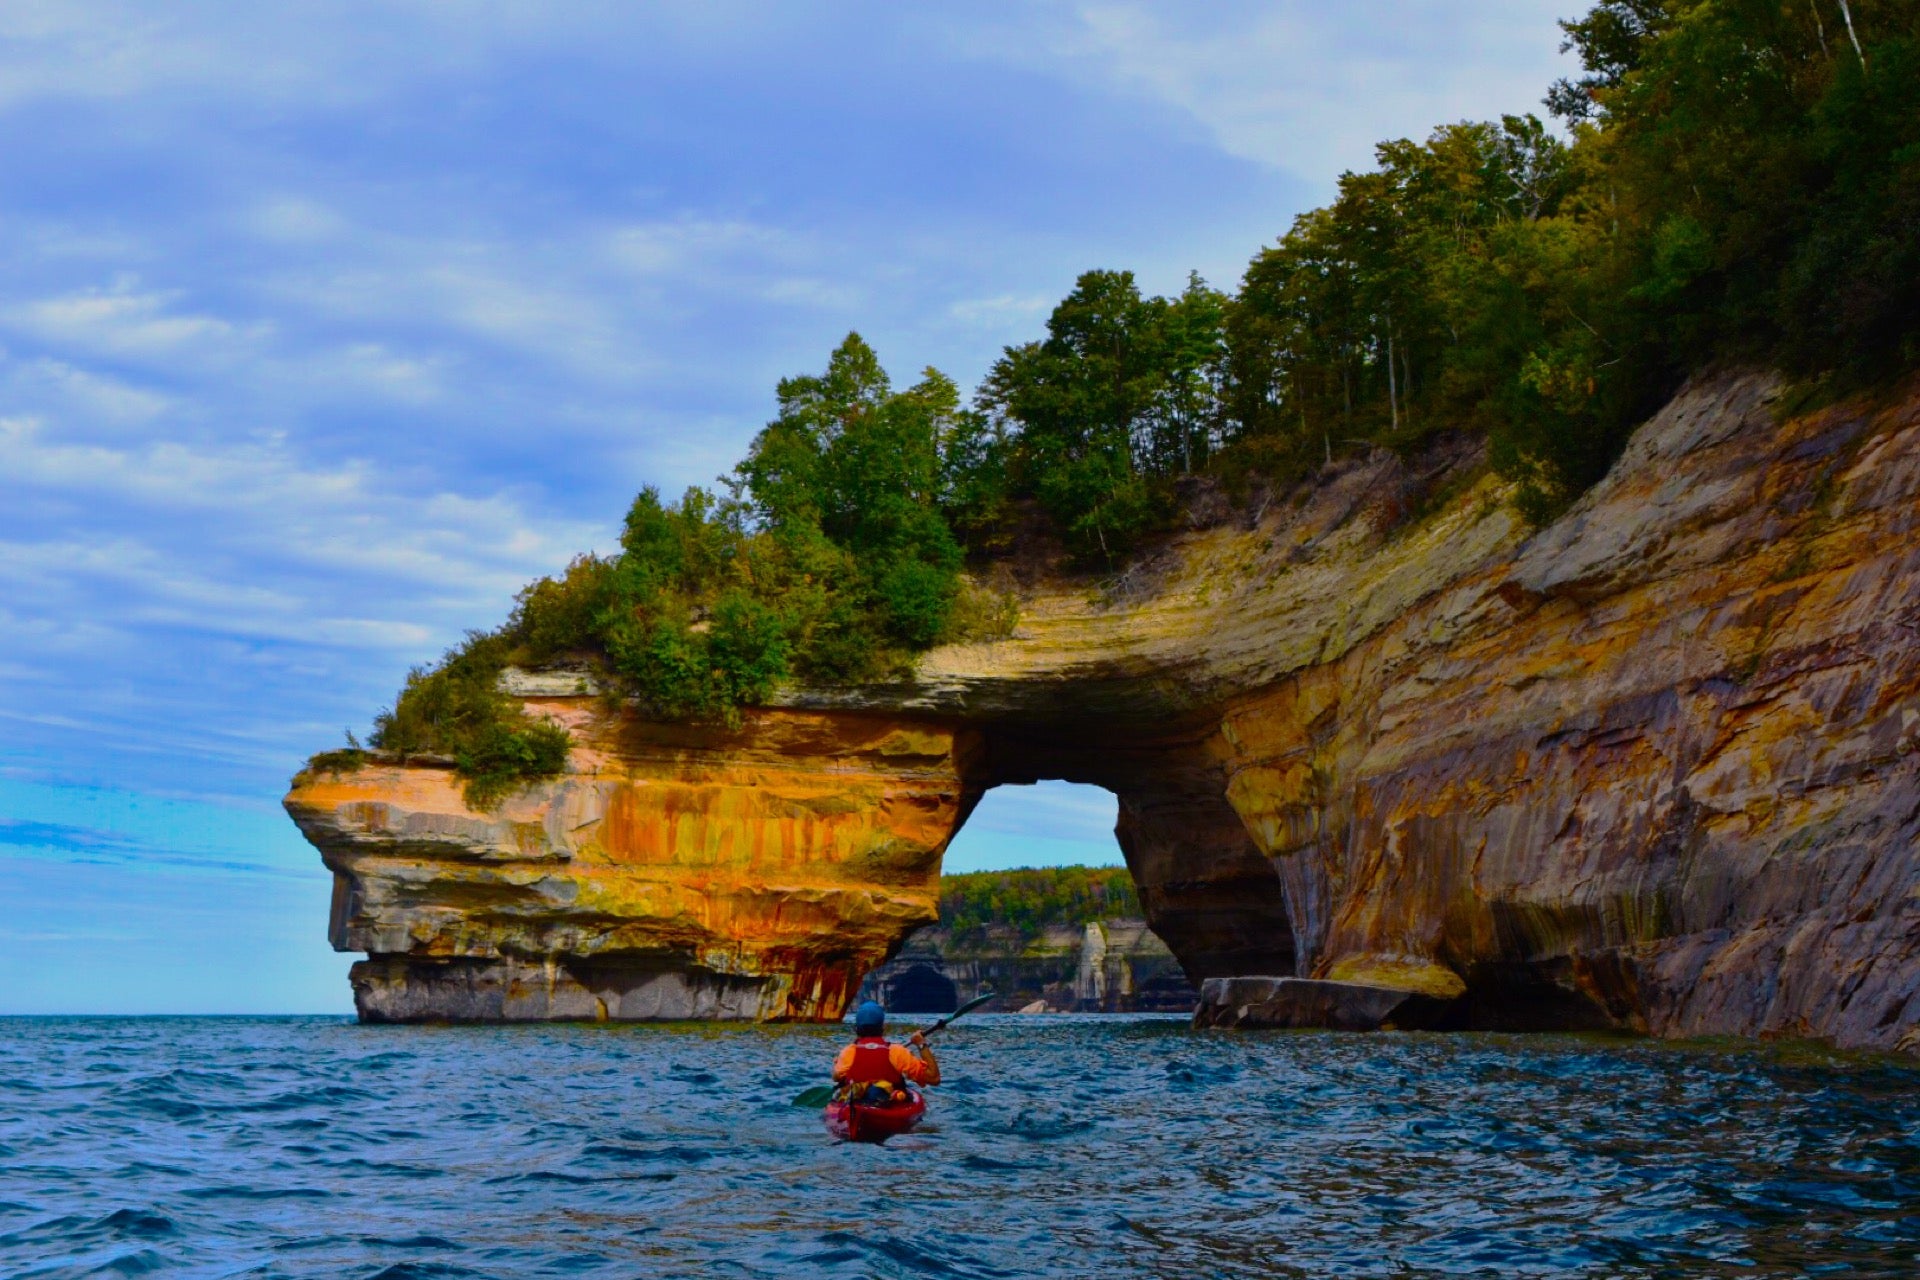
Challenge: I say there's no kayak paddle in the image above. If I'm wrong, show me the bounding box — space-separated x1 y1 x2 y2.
921 990 997 1036
791 991 997 1107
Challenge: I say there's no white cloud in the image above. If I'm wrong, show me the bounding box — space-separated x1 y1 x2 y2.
329 342 448 403
263 247 662 389
0 414 366 513
248 195 350 245
0 2 809 115
951 1 1574 191
0 706 98 734
4 284 266 359
760 276 864 309
605 218 805 277
5 356 173 424
0 2 462 112
947 293 1053 329
0 411 607 656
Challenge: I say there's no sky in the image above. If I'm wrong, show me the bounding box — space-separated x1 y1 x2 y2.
0 1 1577 1013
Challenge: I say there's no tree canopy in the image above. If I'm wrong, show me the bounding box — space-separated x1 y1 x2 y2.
963 0 1919 531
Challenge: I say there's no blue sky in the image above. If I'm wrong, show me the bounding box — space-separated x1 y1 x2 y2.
0 1 1575 1013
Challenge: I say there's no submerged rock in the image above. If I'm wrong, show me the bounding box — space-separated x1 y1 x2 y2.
1193 977 1461 1032
288 371 1920 1050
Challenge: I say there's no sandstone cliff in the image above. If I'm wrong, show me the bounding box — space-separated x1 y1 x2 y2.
288 371 1920 1052
288 709 980 1021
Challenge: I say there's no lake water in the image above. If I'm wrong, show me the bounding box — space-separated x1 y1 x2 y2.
2 1015 1917 1278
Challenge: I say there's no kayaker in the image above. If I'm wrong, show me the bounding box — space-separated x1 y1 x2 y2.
832 1000 940 1100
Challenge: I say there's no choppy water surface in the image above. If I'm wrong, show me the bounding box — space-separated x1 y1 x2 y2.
2 1017 1917 1278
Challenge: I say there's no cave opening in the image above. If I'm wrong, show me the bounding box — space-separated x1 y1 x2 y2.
880 964 959 1014
868 780 1170 1013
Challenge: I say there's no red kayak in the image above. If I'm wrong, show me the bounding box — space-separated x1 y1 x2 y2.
823 1088 926 1142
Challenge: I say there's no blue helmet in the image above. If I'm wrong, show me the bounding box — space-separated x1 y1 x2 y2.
854 1000 885 1035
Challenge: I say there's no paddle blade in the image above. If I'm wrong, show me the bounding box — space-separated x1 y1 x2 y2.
792 1085 837 1108
956 991 997 1016
925 991 997 1034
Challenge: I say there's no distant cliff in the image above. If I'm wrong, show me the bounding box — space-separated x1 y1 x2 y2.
862 918 1195 1014
289 371 1920 1052
861 866 1194 1013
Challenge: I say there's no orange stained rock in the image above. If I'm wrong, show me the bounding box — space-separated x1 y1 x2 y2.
286 705 970 1022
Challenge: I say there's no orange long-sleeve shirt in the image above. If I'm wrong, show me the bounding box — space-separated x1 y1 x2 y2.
832 1041 937 1085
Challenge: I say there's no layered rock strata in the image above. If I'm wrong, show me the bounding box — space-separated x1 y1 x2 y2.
288 708 980 1021
1211 375 1920 1050
289 372 1920 1050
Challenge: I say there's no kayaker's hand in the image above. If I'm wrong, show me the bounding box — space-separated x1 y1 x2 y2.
909 1031 927 1049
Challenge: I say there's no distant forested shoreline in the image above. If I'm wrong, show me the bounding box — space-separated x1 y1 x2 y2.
936 866 1141 940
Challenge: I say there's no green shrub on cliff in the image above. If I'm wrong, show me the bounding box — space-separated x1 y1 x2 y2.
351 334 987 797
938 866 1142 942
510 334 973 712
734 335 968 670
972 270 1227 563
363 630 571 807
510 553 616 666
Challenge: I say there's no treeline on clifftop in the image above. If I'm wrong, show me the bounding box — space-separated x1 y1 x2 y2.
323 1 1920 803
937 867 1142 943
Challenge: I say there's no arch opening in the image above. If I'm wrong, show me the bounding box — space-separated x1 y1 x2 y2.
866 740 1297 1014
956 728 1301 994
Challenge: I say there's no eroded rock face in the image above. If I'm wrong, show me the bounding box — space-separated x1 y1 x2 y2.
1215 374 1920 1051
289 372 1920 1048
287 708 980 1021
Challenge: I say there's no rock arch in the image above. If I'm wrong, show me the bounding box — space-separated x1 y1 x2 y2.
290 698 1297 1026
288 374 1920 1053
